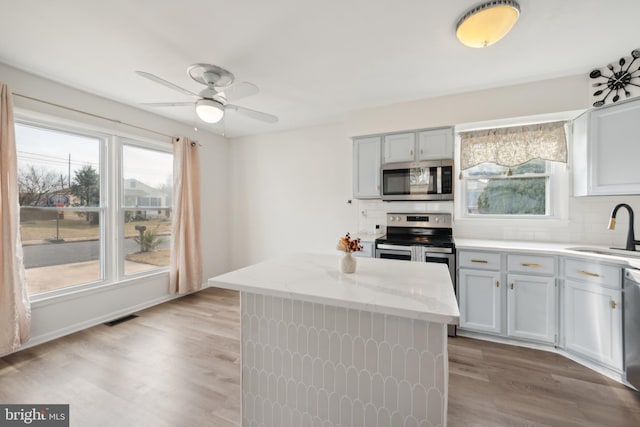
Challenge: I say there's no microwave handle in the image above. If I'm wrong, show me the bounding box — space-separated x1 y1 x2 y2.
437 167 442 194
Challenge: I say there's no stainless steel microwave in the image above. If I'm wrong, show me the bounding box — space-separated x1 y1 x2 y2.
381 160 454 201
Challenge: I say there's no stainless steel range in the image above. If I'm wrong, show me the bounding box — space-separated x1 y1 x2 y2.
375 212 456 335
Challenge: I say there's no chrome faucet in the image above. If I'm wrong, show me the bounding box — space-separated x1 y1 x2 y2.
608 203 640 251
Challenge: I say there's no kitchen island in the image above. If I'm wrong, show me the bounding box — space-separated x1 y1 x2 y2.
208 252 459 427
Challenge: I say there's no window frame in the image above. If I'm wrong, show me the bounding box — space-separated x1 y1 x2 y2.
15 111 173 300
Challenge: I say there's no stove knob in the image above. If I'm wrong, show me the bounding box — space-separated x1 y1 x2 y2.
389 217 395 222
435 217 440 223
395 216 401 222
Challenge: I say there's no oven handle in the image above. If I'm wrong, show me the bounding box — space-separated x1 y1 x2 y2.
376 243 412 251
376 243 453 254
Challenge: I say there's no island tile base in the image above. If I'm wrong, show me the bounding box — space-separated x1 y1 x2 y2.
241 291 448 427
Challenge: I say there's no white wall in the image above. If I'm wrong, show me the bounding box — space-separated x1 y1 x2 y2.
0 62 230 350
229 124 358 269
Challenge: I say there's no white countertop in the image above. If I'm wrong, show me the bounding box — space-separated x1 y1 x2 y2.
208 252 459 324
455 238 640 269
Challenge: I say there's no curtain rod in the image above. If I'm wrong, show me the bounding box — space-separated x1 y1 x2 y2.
12 92 173 139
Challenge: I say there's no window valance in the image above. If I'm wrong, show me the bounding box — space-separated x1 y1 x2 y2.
459 121 568 171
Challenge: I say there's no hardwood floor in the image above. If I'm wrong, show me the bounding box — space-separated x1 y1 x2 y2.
1 287 639 426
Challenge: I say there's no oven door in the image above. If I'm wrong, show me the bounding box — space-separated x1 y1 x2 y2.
375 243 412 261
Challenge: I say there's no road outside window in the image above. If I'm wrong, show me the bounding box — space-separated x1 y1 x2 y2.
16 123 102 295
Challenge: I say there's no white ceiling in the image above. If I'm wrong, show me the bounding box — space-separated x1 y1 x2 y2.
1 0 638 138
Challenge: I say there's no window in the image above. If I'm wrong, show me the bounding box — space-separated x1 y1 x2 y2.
122 144 172 276
15 120 172 296
462 160 549 216
459 121 568 219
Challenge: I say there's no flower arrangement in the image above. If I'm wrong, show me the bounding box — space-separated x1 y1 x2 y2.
336 232 363 253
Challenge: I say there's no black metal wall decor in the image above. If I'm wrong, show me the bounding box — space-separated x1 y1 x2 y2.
589 48 640 107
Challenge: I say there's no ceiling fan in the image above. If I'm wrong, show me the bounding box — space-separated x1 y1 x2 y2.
136 63 278 124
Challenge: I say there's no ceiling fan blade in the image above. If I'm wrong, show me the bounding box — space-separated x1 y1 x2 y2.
135 71 199 97
225 104 278 123
219 82 259 102
140 101 196 107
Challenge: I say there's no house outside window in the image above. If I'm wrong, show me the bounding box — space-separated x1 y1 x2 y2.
15 120 172 296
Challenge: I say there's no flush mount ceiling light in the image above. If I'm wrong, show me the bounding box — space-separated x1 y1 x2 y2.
195 99 224 123
456 0 521 48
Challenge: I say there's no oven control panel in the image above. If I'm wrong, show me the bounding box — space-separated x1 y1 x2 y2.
386 213 451 228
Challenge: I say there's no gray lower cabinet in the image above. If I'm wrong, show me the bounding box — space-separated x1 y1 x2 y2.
562 258 623 371
459 268 503 334
458 250 557 344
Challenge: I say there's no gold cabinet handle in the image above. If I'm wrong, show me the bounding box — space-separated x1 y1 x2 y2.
510 283 514 289
471 259 488 264
496 281 499 288
577 269 601 278
611 300 617 309
410 149 414 156
420 149 424 155
521 263 541 268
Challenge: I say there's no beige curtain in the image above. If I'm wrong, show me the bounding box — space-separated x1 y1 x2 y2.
0 83 31 354
460 121 567 170
170 136 202 294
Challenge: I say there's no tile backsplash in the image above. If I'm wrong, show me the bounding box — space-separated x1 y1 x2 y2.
357 196 640 247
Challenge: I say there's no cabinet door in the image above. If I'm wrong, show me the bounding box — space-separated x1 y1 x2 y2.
417 128 453 160
459 269 503 335
507 274 556 343
574 98 640 196
564 279 623 370
353 137 381 198
383 133 415 163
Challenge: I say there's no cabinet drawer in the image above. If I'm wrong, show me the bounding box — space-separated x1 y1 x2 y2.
458 251 501 270
564 258 621 288
508 254 555 275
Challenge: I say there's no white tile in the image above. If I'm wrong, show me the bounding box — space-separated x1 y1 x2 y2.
347 309 359 337
313 303 324 329
263 398 273 427
313 358 323 389
359 311 372 340
297 382 307 413
404 416 419 427
308 327 319 359
278 377 287 407
372 313 385 342
317 389 329 421
324 306 336 332
341 334 353 367
287 324 297 354
365 339 378 373
255 343 264 372
397 317 413 348
419 352 435 388
398 380 412 418
323 360 335 392
335 307 347 335
405 348 420 384
385 316 399 345
365 403 377 427
264 295 273 319
391 345 405 380
384 377 398 413
292 353 302 383
329 332 341 366
334 364 347 395
298 325 308 355
281 350 292 380
358 370 372 403
353 337 366 371
412 384 427 421
378 342 392 377
307 386 318 418
340 396 352 427
346 366 359 397
328 392 340 425
377 407 391 427
412 320 427 352
283 299 292 323
319 330 331 361
303 301 314 326
292 300 303 324
371 373 385 408
255 294 264 318
427 388 443 426
353 399 365 427
303 355 313 385
286 379 297 410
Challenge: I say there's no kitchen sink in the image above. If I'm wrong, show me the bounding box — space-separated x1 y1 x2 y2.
567 246 640 258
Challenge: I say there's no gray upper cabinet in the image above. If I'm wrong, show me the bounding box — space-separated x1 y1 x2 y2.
417 128 454 160
573 97 640 196
383 132 415 163
353 136 381 199
382 127 453 164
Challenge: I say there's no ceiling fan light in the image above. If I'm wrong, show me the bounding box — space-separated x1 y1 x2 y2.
195 99 224 123
456 0 520 48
